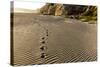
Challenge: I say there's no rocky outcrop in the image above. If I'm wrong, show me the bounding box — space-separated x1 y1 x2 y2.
39 3 97 21
54 4 64 16
40 3 64 16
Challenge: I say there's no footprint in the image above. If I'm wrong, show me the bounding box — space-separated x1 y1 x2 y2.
40 46 47 51
41 53 46 58
41 37 45 40
46 29 48 36
41 41 45 44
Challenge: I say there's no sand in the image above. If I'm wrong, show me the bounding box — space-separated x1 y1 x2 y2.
11 13 97 65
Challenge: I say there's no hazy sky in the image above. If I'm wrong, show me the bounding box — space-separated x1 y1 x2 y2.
14 1 46 10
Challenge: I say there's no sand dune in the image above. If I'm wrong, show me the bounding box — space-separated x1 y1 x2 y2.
11 13 97 65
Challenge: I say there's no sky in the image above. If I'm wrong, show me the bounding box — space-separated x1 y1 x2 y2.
14 1 46 10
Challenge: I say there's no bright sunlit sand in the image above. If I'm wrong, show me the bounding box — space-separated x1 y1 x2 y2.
14 8 39 13
14 1 46 13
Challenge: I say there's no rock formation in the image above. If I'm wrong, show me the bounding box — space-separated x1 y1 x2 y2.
40 3 64 16
39 3 97 21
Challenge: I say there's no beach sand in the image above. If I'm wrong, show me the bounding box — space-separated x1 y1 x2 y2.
11 13 97 65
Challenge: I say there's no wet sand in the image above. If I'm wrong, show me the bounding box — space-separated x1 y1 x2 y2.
11 13 97 65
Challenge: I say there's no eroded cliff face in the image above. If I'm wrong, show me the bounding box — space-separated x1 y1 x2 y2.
40 3 64 16
54 4 64 16
39 3 97 22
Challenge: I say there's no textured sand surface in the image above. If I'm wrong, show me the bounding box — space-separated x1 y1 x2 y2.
11 13 97 65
